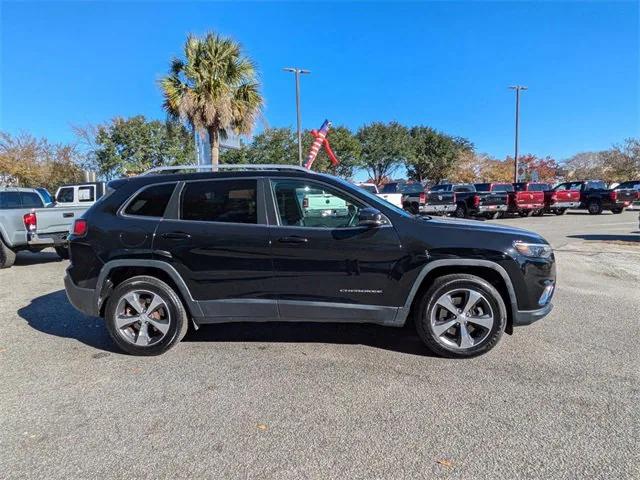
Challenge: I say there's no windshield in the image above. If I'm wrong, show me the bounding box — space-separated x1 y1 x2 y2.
492 184 514 192
401 183 425 194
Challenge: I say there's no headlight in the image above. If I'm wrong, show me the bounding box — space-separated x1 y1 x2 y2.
513 240 553 258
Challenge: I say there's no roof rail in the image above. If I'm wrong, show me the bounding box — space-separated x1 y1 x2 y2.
142 164 310 175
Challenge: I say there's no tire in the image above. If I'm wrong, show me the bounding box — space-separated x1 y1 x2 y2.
410 203 419 215
55 246 70 260
555 208 566 216
611 207 624 214
414 274 507 358
588 199 602 215
104 275 189 356
0 238 17 269
533 209 544 217
454 203 467 219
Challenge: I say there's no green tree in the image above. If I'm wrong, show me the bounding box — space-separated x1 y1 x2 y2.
356 122 410 186
302 125 361 178
0 131 84 191
406 127 473 183
89 116 195 179
161 32 264 168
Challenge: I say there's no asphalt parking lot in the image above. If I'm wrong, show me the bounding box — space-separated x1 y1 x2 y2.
1 210 638 479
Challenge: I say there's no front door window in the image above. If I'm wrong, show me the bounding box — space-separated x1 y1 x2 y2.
271 180 365 229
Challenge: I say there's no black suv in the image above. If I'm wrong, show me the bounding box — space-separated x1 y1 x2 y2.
65 165 556 358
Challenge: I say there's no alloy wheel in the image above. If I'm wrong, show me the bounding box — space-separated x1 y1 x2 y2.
430 288 495 350
115 290 171 346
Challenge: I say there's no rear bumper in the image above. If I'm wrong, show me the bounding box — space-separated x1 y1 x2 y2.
420 204 456 214
513 302 553 326
478 204 508 213
64 272 98 317
27 231 68 247
514 204 544 210
550 201 579 209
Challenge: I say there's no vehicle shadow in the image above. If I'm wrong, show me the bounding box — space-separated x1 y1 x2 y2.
19 290 436 357
14 251 63 266
185 321 435 357
567 234 640 242
18 290 119 353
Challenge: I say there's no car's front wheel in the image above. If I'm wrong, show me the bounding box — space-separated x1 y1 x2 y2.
414 274 507 358
104 276 189 356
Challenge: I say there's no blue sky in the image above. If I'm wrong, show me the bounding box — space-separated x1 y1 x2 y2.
1 1 638 162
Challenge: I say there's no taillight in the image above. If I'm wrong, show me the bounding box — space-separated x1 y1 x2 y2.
419 192 426 203
23 212 37 231
636 191 640 200
302 197 309 209
452 192 457 203
473 195 480 208
73 219 88 237
609 190 617 202
551 193 557 202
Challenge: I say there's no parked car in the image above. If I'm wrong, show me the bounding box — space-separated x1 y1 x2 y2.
55 182 106 207
475 183 543 217
379 182 418 210
553 180 635 214
357 182 404 209
436 183 509 219
543 182 581 215
0 187 88 268
511 182 547 216
614 180 640 210
65 165 556 358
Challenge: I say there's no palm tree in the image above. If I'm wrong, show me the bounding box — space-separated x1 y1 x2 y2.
160 33 263 168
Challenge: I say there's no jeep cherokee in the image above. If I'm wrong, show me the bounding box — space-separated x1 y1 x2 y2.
64 165 556 358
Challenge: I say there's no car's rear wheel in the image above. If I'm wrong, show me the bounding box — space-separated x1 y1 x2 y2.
454 204 467 218
555 208 566 216
0 238 16 269
588 199 602 215
611 207 624 214
104 276 189 356
414 274 506 358
55 246 70 260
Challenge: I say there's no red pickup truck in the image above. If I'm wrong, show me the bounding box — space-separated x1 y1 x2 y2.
475 183 545 217
531 182 581 215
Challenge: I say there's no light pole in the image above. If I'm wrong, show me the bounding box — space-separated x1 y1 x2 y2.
283 67 310 165
509 85 528 182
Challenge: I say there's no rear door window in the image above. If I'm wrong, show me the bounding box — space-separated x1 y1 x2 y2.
78 186 95 202
20 192 44 208
181 179 258 224
124 183 177 217
493 184 514 192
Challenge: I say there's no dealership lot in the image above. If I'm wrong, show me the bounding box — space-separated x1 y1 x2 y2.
1 211 638 479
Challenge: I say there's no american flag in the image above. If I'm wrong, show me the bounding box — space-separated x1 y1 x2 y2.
304 120 331 169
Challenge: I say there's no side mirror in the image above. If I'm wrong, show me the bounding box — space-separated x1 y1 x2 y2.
358 207 384 227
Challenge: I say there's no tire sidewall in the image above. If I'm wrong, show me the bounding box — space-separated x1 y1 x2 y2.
105 277 187 356
416 276 507 358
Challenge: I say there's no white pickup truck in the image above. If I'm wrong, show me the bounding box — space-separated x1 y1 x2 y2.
0 188 88 268
357 183 404 209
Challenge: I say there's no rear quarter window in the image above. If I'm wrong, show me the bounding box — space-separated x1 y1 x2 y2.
124 183 177 217
21 192 44 208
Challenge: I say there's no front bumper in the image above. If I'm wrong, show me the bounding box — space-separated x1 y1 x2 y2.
420 204 456 214
513 302 553 326
478 204 508 212
64 273 98 317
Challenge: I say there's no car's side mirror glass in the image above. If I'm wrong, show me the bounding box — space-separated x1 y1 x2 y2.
358 207 384 227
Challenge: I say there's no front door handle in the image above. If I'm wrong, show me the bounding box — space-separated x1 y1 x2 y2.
161 232 191 240
278 236 308 244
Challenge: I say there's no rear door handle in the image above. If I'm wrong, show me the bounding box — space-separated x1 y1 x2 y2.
278 236 308 244
161 232 191 240
63 212 74 218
